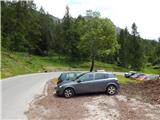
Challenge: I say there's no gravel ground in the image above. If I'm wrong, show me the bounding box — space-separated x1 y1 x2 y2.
26 80 160 120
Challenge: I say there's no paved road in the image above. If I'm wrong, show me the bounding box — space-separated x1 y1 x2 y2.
1 72 61 120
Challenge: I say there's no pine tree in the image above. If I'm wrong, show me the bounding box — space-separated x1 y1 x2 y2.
62 6 79 60
130 23 145 70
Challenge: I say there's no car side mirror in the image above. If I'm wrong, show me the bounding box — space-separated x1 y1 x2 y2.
77 80 81 83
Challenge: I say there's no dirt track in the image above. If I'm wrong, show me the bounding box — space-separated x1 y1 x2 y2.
26 81 160 120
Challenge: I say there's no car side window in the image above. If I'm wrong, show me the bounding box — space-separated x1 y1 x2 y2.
79 73 94 81
95 73 105 80
105 74 109 78
108 74 115 78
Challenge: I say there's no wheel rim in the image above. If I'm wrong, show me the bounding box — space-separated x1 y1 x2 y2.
108 86 116 95
64 89 73 97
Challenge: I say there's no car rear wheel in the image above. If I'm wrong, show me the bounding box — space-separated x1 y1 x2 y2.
106 85 117 95
63 88 74 98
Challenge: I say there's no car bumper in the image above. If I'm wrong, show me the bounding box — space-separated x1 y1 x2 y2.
54 86 63 96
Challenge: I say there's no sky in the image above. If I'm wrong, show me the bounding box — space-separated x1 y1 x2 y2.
34 0 160 40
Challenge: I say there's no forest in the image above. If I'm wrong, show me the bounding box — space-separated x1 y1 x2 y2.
1 1 160 71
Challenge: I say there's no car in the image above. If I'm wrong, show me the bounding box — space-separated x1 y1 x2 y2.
124 71 136 78
136 74 147 80
130 73 143 79
55 72 119 98
57 72 82 84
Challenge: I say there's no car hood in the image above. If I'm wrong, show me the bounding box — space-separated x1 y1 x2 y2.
58 80 76 87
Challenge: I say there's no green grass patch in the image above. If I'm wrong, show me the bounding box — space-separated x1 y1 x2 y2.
1 51 160 79
117 75 141 84
1 51 70 78
141 66 160 74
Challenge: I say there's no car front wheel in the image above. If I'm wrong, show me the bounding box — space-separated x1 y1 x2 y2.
106 85 117 95
63 88 75 98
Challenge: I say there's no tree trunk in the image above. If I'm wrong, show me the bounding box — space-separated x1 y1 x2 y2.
58 55 61 60
90 55 95 72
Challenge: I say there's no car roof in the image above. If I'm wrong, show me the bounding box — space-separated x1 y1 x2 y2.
61 71 114 75
89 72 114 74
61 71 82 74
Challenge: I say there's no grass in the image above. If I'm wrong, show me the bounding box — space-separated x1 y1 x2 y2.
1 51 160 79
1 51 74 78
51 78 58 84
78 61 129 72
142 66 160 74
117 75 141 84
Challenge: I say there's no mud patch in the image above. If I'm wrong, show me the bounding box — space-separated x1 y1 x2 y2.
120 80 160 104
26 80 160 120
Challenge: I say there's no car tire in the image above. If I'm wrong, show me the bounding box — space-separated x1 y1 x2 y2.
63 88 75 98
106 85 117 95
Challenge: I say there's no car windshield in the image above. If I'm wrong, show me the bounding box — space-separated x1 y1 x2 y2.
75 72 82 77
75 73 87 80
59 74 66 81
67 73 76 80
59 72 82 81
69 72 82 80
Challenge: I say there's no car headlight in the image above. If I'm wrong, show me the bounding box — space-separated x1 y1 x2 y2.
59 85 63 88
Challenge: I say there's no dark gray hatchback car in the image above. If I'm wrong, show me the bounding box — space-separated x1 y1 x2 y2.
55 72 119 98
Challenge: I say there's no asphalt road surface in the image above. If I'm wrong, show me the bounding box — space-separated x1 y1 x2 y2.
1 72 61 120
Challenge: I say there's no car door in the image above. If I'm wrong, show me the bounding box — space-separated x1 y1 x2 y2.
93 73 107 92
74 73 94 94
